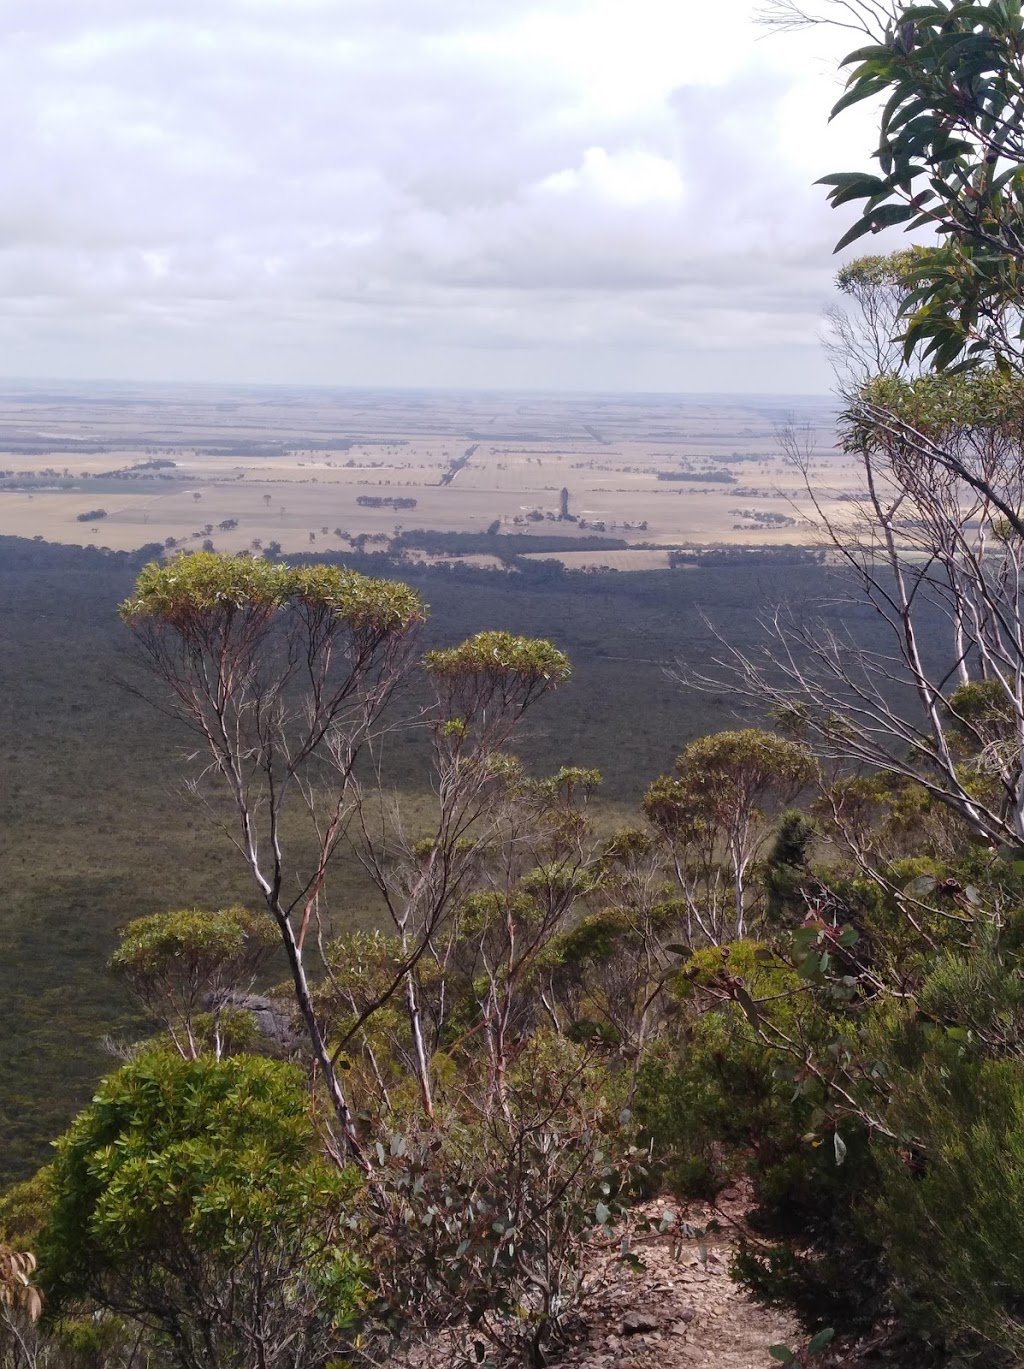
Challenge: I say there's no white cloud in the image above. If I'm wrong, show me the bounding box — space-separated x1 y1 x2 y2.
540 148 685 207
0 0 890 390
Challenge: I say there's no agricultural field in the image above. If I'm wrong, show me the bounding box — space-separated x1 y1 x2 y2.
0 381 850 562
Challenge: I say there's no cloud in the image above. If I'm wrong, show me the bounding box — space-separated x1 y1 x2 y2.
0 0 886 390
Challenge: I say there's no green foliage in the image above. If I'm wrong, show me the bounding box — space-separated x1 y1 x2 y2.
38 1050 364 1368
763 811 817 926
854 369 1024 444
423 630 571 686
0 1169 52 1249
835 249 930 296
820 0 1024 370
650 730 816 836
873 1050 1024 1360
121 551 425 635
0 538 835 1184
370 1033 637 1369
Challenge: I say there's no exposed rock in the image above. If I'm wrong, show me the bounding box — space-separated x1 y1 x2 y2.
622 1312 660 1336
207 991 302 1050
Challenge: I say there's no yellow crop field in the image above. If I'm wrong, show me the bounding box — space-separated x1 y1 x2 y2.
0 381 858 562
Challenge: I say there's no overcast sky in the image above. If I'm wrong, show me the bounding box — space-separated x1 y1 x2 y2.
0 0 887 394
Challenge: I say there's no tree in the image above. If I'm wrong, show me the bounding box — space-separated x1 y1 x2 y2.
824 249 928 386
711 366 1024 850
37 1051 364 1369
339 631 573 1119
695 0 1024 851
110 906 279 1059
119 555 571 1164
813 0 1024 375
644 730 816 937
120 553 425 1160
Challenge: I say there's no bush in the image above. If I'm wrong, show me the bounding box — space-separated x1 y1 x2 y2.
37 1050 365 1369
369 1034 638 1369
636 941 888 1333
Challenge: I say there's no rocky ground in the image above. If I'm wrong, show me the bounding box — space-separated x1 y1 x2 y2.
553 1190 799 1369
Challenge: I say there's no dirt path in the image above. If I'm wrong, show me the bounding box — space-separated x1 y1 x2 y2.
555 1195 799 1369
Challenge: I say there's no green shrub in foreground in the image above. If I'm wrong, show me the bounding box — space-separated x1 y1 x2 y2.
37 1049 365 1369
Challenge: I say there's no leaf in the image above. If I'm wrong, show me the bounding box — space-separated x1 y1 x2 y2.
733 985 761 1029
808 1327 836 1355
769 1347 795 1363
834 1132 848 1166
833 215 878 254
829 74 892 120
663 942 691 958
870 203 919 229
595 1201 611 1225
905 875 938 897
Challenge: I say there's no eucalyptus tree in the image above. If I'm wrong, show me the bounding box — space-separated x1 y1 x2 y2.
815 0 1024 375
712 368 1024 847
644 730 816 938
110 906 279 1061
692 0 1024 850
120 553 572 1161
336 631 573 1119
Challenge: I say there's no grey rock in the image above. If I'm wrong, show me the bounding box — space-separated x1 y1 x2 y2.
622 1311 660 1335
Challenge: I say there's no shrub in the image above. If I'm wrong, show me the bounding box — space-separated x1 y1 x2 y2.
368 1034 637 1369
37 1050 365 1369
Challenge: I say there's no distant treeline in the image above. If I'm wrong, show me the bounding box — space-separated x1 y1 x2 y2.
355 496 418 509
657 470 736 484
92 459 177 479
392 528 629 558
668 546 825 567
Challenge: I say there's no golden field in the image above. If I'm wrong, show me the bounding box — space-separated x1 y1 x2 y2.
0 381 858 562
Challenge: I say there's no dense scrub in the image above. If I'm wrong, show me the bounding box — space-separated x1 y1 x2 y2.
0 534 863 1182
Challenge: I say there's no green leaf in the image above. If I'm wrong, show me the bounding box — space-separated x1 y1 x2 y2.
833 215 879 253
816 171 887 194
808 1328 836 1355
830 75 892 120
769 1347 794 1363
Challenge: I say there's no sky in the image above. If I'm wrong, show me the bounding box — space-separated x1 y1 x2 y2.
0 0 889 394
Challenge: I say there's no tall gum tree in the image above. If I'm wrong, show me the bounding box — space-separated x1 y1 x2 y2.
120 554 571 1162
